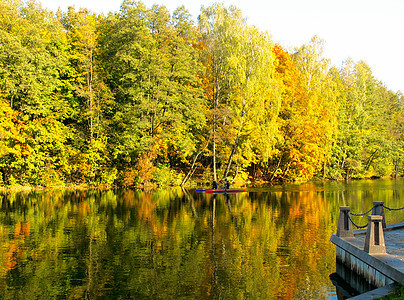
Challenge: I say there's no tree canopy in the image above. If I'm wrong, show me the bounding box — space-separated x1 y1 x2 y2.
0 0 402 187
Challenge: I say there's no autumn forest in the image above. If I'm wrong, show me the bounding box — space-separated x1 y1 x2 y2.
1 0 403 188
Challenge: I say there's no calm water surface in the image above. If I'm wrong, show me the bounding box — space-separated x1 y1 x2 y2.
1 179 404 299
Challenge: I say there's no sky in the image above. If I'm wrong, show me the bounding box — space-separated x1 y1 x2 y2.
40 0 403 93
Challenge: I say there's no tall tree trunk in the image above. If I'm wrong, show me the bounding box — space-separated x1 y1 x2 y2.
364 149 378 171
269 155 282 182
213 109 217 181
223 131 241 179
181 134 211 186
223 97 246 179
96 90 100 140
87 47 94 141
394 159 399 178
212 58 218 182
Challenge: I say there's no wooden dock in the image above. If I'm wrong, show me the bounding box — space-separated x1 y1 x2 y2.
330 204 404 299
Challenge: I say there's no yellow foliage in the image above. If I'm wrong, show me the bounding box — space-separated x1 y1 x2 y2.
0 100 29 158
136 152 156 184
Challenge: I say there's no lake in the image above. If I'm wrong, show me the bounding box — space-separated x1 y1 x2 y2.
1 179 404 299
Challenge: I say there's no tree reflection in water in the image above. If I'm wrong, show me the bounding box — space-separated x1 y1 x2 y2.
1 180 404 299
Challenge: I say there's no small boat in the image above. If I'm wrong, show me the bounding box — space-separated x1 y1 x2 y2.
196 188 246 194
206 189 246 194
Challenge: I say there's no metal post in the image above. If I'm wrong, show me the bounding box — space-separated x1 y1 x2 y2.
337 207 354 238
372 201 386 229
364 215 386 254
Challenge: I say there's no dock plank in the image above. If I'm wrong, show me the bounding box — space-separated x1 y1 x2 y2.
355 224 404 259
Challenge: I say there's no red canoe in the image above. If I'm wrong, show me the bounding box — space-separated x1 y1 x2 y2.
205 189 246 194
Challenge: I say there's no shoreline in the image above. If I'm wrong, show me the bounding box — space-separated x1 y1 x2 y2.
0 176 397 193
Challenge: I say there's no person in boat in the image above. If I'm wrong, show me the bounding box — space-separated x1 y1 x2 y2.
212 180 218 189
224 179 230 190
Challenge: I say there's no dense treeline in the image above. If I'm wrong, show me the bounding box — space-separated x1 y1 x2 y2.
0 0 403 187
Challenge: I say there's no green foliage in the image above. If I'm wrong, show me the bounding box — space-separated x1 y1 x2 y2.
0 0 403 187
201 166 213 185
152 164 183 186
100 168 118 185
8 174 16 186
327 59 403 180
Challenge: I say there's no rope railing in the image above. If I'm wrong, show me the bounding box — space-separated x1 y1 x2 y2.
347 203 404 228
383 204 404 211
349 207 374 217
337 202 403 237
336 203 397 254
347 212 368 229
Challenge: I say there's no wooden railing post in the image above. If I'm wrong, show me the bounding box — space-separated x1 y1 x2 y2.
364 215 386 254
337 207 353 238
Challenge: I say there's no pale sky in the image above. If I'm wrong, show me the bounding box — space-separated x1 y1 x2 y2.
40 0 403 93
